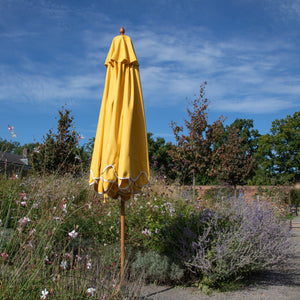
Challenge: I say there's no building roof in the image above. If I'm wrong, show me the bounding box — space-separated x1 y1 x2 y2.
0 151 30 167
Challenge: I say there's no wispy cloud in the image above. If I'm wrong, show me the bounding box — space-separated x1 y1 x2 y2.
213 97 295 114
278 0 300 20
0 0 299 117
135 30 300 113
0 67 104 106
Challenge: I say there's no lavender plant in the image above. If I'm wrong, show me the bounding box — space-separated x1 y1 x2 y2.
184 196 292 286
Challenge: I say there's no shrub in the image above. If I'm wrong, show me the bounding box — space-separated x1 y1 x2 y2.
184 196 292 286
160 209 215 262
131 250 184 283
290 188 300 207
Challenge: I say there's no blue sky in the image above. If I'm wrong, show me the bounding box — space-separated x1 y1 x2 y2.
1 0 300 147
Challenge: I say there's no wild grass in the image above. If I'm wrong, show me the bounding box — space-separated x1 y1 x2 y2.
0 174 142 299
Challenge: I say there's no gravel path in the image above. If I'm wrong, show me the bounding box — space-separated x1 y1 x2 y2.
139 219 300 300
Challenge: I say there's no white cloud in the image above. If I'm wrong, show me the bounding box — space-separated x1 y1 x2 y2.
136 30 299 114
0 68 103 106
213 97 295 114
278 0 300 20
0 4 299 116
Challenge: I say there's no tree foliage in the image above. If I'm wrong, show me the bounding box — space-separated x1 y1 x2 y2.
147 133 175 180
210 125 256 189
228 118 260 155
31 107 84 175
0 139 21 153
169 82 224 184
254 111 300 184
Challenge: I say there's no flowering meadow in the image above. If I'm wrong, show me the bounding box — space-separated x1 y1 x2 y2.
0 174 293 298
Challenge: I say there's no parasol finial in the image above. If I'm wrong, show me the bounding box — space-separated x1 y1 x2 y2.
120 27 125 35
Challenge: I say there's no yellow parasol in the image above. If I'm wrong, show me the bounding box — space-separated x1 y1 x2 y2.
89 27 150 278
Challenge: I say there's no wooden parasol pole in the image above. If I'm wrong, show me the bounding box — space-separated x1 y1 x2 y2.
120 199 125 283
119 26 126 285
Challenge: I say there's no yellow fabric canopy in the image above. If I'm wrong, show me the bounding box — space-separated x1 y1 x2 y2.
89 34 150 200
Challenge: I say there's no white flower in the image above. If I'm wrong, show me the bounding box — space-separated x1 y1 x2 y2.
60 260 68 269
40 288 49 299
142 228 151 236
68 229 78 238
29 228 36 236
86 261 92 269
86 287 96 297
0 219 2 226
87 202 92 209
62 204 67 213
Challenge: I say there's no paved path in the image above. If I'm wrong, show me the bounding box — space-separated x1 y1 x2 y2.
139 218 300 300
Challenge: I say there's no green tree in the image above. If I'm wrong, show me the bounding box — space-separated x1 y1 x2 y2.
169 82 224 185
147 133 175 180
228 119 260 155
31 107 83 175
0 138 21 153
254 111 300 184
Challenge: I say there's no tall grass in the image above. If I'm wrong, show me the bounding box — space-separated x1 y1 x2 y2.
0 174 141 299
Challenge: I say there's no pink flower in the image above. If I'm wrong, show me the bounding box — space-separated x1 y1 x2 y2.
76 254 82 261
18 217 31 226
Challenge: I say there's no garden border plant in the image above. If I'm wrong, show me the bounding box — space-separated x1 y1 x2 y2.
0 173 294 298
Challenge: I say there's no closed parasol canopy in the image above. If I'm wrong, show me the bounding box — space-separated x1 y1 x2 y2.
89 27 150 201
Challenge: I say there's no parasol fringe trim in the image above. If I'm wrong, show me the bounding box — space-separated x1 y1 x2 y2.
89 166 150 192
